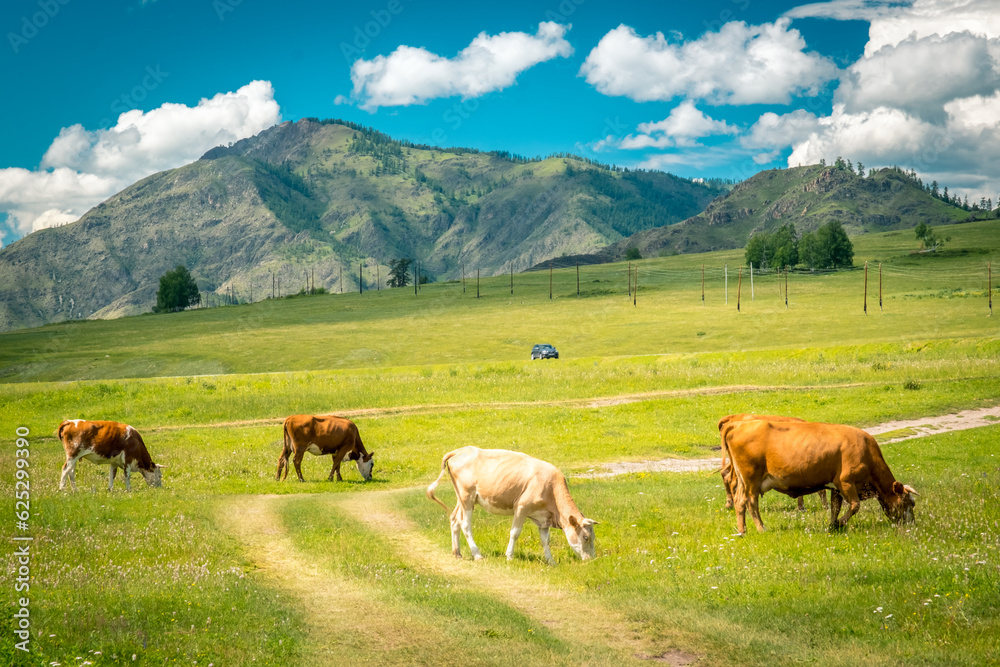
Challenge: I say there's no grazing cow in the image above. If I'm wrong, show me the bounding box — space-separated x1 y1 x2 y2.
58 420 163 491
717 414 827 511
724 419 918 535
276 414 374 482
426 446 598 564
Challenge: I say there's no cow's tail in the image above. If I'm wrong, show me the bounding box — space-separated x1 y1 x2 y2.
722 427 748 506
276 421 292 481
426 451 458 512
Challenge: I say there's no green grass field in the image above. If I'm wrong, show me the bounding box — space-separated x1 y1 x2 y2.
2 220 998 665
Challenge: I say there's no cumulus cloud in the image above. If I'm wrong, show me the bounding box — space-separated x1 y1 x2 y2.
350 22 573 110
865 0 1000 53
580 19 838 105
0 81 281 238
837 31 1000 121
742 109 822 150
618 101 737 149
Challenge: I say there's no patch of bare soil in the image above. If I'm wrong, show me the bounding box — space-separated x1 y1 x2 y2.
864 404 1000 442
634 649 700 665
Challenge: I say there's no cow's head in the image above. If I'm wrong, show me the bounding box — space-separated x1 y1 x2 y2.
564 515 599 560
349 451 375 481
888 481 917 523
141 463 164 488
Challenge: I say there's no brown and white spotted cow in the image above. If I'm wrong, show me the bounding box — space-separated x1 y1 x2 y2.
276 414 374 482
58 420 163 491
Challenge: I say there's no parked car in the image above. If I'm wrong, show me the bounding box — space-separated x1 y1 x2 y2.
531 344 559 360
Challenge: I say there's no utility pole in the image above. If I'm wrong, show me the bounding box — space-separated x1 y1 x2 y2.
359 262 363 294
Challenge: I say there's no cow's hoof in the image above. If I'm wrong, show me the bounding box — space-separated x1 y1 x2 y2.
474 554 485 561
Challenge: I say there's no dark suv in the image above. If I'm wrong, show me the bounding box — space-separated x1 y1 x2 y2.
531 344 559 360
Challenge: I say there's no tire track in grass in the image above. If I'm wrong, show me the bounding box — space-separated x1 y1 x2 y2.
332 489 698 665
217 494 462 665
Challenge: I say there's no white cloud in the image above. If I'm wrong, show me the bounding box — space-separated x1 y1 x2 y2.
0 81 281 238
865 0 1000 53
350 22 573 110
837 31 1000 120
619 101 737 149
742 109 821 150
784 0 911 22
580 19 838 105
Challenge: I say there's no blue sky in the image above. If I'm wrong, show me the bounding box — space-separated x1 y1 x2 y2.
2 0 997 245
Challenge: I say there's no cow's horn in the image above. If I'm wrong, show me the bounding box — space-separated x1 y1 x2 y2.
903 484 918 496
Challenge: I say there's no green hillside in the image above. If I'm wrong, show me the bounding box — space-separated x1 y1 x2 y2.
604 164 972 260
0 119 724 331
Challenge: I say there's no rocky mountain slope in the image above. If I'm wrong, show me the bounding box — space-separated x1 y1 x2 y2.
0 118 725 331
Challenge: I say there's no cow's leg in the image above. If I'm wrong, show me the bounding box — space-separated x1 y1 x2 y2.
721 461 735 509
450 505 463 558
829 489 843 528
817 489 829 509
329 449 349 482
505 506 529 561
275 451 287 481
457 495 483 560
748 490 765 532
836 483 862 527
59 456 79 491
293 450 306 482
123 468 132 492
796 496 806 511
734 482 749 535
538 525 554 565
108 466 117 492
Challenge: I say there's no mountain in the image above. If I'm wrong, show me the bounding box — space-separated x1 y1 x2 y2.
596 164 971 261
0 118 726 331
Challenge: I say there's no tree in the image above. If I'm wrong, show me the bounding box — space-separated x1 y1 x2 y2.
798 231 819 270
155 265 200 313
914 222 948 252
816 221 854 268
771 223 799 269
800 221 854 269
745 223 798 270
625 246 642 261
387 258 412 288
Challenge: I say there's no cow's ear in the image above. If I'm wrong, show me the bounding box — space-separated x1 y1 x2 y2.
569 515 580 528
892 481 904 495
363 452 374 462
348 451 360 461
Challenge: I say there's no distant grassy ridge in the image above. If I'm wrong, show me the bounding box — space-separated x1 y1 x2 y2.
0 219 996 384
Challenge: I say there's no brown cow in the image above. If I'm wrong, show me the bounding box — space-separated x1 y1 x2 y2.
718 414 827 511
724 419 917 535
58 420 163 491
276 414 374 482
427 446 597 564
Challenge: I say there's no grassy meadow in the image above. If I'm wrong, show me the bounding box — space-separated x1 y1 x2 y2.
1 219 998 665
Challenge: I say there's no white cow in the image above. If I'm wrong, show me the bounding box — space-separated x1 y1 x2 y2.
426 446 598 564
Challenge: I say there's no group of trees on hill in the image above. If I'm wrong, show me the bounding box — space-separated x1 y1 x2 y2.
745 221 854 270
